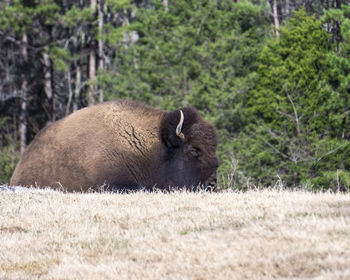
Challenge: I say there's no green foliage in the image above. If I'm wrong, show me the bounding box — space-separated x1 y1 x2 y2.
235 7 350 190
47 46 71 72
0 146 19 184
102 23 126 44
0 0 60 33
249 7 330 129
0 118 19 184
321 5 350 138
106 0 132 11
312 170 350 192
103 0 270 105
62 6 92 27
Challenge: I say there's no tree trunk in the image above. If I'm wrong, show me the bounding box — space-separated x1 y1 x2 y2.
20 33 28 154
88 0 97 106
89 51 97 105
66 66 73 116
97 0 104 103
163 0 169 11
285 0 290 17
43 52 55 122
272 0 280 38
74 64 82 113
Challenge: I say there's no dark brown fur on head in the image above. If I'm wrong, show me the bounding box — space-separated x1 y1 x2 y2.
160 107 200 148
159 107 218 189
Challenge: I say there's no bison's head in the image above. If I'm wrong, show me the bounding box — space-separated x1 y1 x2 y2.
159 107 219 190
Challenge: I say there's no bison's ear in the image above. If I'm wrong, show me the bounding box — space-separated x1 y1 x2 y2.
160 107 198 148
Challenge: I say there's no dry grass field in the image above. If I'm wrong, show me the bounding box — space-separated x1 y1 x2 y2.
0 187 350 280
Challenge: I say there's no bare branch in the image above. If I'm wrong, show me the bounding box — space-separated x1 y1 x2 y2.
286 91 300 135
315 142 349 164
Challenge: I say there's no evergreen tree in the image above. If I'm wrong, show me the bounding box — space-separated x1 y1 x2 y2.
238 7 350 190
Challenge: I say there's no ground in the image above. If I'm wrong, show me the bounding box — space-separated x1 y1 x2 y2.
0 186 349 279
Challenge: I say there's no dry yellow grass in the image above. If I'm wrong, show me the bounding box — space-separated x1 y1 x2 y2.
0 187 350 280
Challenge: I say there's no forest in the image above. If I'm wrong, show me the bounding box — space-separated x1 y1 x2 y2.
0 0 349 191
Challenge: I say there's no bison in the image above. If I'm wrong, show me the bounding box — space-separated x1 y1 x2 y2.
10 100 218 192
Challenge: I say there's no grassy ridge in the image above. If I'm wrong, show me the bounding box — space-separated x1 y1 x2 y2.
1 188 350 279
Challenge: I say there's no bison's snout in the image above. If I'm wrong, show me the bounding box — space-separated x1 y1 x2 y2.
205 170 217 191
204 157 218 190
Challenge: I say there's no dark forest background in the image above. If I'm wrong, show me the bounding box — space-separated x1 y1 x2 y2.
0 0 349 190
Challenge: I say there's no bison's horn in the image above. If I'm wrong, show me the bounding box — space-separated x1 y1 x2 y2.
176 110 185 140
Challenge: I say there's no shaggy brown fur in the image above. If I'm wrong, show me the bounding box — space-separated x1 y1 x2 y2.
10 100 218 192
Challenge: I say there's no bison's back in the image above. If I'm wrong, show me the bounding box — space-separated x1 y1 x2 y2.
10 101 163 191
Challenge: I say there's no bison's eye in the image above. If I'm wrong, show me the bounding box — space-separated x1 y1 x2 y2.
190 147 202 158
